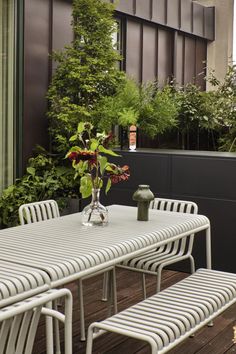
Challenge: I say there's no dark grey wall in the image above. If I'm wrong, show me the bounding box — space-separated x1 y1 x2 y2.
23 0 73 169
113 0 215 40
23 0 51 166
104 150 236 273
125 17 207 87
21 0 213 168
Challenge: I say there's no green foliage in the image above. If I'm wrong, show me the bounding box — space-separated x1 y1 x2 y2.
173 84 215 149
138 83 178 138
93 78 140 129
47 0 126 153
0 155 80 228
66 122 130 198
207 65 236 151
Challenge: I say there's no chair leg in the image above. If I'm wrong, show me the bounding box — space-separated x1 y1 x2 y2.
190 255 195 273
54 300 61 354
156 265 163 293
86 325 95 354
45 301 54 354
142 274 147 299
78 279 86 341
102 271 109 302
112 267 118 314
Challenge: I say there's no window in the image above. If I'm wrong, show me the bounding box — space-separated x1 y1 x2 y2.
0 0 15 193
112 18 124 70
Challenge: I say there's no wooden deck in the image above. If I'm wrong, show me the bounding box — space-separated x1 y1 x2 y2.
35 268 236 354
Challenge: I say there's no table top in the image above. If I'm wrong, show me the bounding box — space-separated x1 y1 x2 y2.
0 260 50 307
0 205 209 287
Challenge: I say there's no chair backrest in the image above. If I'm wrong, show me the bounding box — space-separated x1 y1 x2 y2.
18 200 60 225
150 197 198 215
0 289 72 354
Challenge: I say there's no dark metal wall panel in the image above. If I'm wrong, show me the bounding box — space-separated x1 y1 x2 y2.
180 0 192 33
126 20 142 81
166 0 180 29
152 0 166 24
192 2 204 37
115 0 214 40
204 6 215 41
172 156 236 200
115 0 134 15
23 0 51 167
195 39 206 89
52 0 73 51
184 36 196 84
142 25 157 82
52 0 73 72
157 28 173 85
175 34 184 86
136 0 151 20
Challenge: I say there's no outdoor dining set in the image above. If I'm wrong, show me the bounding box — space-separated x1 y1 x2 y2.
1 198 236 354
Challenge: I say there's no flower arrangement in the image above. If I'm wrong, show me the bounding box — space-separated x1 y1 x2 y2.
66 122 130 199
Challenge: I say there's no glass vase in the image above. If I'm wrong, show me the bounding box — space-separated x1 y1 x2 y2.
81 188 108 226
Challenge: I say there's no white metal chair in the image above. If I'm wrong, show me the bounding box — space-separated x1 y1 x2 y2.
103 197 198 301
18 199 60 224
18 200 116 341
0 288 72 354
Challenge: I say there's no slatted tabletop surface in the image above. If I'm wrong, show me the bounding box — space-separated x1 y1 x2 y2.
0 205 210 287
0 260 50 308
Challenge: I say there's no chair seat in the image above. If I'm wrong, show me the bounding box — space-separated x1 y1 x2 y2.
118 245 187 273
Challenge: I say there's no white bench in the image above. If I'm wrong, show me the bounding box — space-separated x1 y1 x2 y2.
86 269 236 354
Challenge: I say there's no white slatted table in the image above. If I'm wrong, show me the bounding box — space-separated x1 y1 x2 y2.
0 260 50 308
0 205 211 288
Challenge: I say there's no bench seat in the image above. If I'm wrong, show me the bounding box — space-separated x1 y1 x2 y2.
86 269 236 354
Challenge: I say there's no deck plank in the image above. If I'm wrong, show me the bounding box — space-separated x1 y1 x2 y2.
34 268 236 354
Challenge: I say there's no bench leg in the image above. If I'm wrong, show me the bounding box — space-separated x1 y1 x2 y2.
78 279 86 341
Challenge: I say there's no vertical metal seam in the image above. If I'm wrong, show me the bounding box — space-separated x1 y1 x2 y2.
179 0 181 30
191 1 193 33
140 22 143 83
194 37 197 85
203 7 205 38
155 26 159 81
182 35 185 85
165 0 168 25
15 0 24 178
123 17 127 72
133 0 136 15
150 0 153 20
173 31 178 80
48 0 53 86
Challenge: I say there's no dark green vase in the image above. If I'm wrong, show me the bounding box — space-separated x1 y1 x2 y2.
132 185 154 221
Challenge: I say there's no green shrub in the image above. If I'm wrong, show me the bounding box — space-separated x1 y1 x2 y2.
47 0 126 153
0 155 80 228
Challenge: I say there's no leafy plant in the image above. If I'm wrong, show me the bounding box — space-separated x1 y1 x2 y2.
207 65 236 151
138 83 178 138
66 122 130 198
0 155 80 228
47 0 126 154
93 78 140 130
